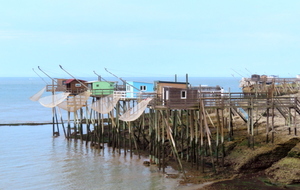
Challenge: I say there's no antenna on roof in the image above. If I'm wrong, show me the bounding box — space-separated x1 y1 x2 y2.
59 65 88 89
38 66 57 83
104 68 140 91
32 68 49 85
93 70 108 82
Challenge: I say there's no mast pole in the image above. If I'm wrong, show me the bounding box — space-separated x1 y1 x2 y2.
32 68 49 85
37 66 58 136
38 66 57 84
93 70 108 82
59 65 89 89
104 68 140 91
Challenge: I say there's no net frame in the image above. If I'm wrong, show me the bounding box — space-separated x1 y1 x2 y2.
38 92 71 108
29 87 46 101
91 94 122 114
119 98 152 122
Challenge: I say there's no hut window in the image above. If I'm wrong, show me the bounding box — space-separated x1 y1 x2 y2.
181 90 187 99
140 85 146 91
75 83 81 87
96 84 99 87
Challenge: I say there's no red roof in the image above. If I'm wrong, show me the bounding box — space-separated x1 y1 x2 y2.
65 79 87 84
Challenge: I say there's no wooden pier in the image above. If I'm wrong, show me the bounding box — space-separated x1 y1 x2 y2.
53 90 300 175
27 71 300 176
29 69 300 183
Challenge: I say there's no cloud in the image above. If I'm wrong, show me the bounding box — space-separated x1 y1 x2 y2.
0 30 19 39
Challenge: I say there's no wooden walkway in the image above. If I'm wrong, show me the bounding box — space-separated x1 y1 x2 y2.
52 91 300 176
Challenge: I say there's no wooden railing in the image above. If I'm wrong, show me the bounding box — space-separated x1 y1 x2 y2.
153 92 300 110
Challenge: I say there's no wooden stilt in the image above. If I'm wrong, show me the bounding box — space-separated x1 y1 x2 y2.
266 107 270 143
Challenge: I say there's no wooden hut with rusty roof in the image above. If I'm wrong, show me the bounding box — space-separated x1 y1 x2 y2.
65 79 88 94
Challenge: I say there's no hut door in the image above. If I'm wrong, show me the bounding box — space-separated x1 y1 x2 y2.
162 87 169 106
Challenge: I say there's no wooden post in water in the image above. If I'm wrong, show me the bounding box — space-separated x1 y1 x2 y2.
220 108 225 167
58 108 67 138
195 110 199 170
204 103 215 173
178 111 183 160
229 107 234 139
149 108 155 164
129 121 133 157
67 111 71 138
86 102 92 146
186 110 190 162
288 107 292 135
189 110 194 165
266 107 270 143
199 104 204 173
114 102 121 152
271 97 275 143
250 104 254 148
52 79 56 136
162 110 186 178
79 108 83 141
215 108 221 166
54 107 60 136
294 102 297 136
73 111 78 140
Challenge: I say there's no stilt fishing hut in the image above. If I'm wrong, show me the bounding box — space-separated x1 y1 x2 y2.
87 80 116 97
125 81 155 99
65 79 88 94
154 81 188 106
45 78 67 92
240 74 300 96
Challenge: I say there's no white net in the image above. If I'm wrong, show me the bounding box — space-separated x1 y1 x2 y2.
30 87 46 101
239 77 256 88
91 94 122 114
38 92 71 108
119 98 152 122
57 91 91 112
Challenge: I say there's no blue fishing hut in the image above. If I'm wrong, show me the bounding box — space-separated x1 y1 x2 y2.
125 81 155 98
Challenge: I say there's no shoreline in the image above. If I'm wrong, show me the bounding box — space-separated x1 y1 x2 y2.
0 122 56 126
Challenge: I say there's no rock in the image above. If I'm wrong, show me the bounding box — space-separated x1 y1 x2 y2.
90 142 103 149
143 161 150 166
231 138 300 173
53 132 59 136
265 157 300 185
287 142 300 158
165 173 179 178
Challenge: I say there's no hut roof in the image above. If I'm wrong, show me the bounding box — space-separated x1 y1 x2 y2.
157 81 189 84
65 79 87 84
86 80 116 83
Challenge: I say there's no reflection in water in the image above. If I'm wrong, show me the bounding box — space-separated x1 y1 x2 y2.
0 125 184 190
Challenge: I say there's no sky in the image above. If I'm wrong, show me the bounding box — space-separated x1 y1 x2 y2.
1 1 300 78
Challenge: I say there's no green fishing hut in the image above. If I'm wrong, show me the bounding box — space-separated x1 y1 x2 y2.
87 81 116 96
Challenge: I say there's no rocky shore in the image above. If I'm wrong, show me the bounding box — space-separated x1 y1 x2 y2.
173 105 300 190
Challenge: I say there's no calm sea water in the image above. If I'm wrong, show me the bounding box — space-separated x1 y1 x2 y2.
0 77 241 190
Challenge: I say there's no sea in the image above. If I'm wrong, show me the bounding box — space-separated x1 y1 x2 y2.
0 76 241 190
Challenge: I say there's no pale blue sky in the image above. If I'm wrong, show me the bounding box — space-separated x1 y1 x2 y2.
1 1 300 78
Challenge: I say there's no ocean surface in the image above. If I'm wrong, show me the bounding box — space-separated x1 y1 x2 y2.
0 77 241 190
